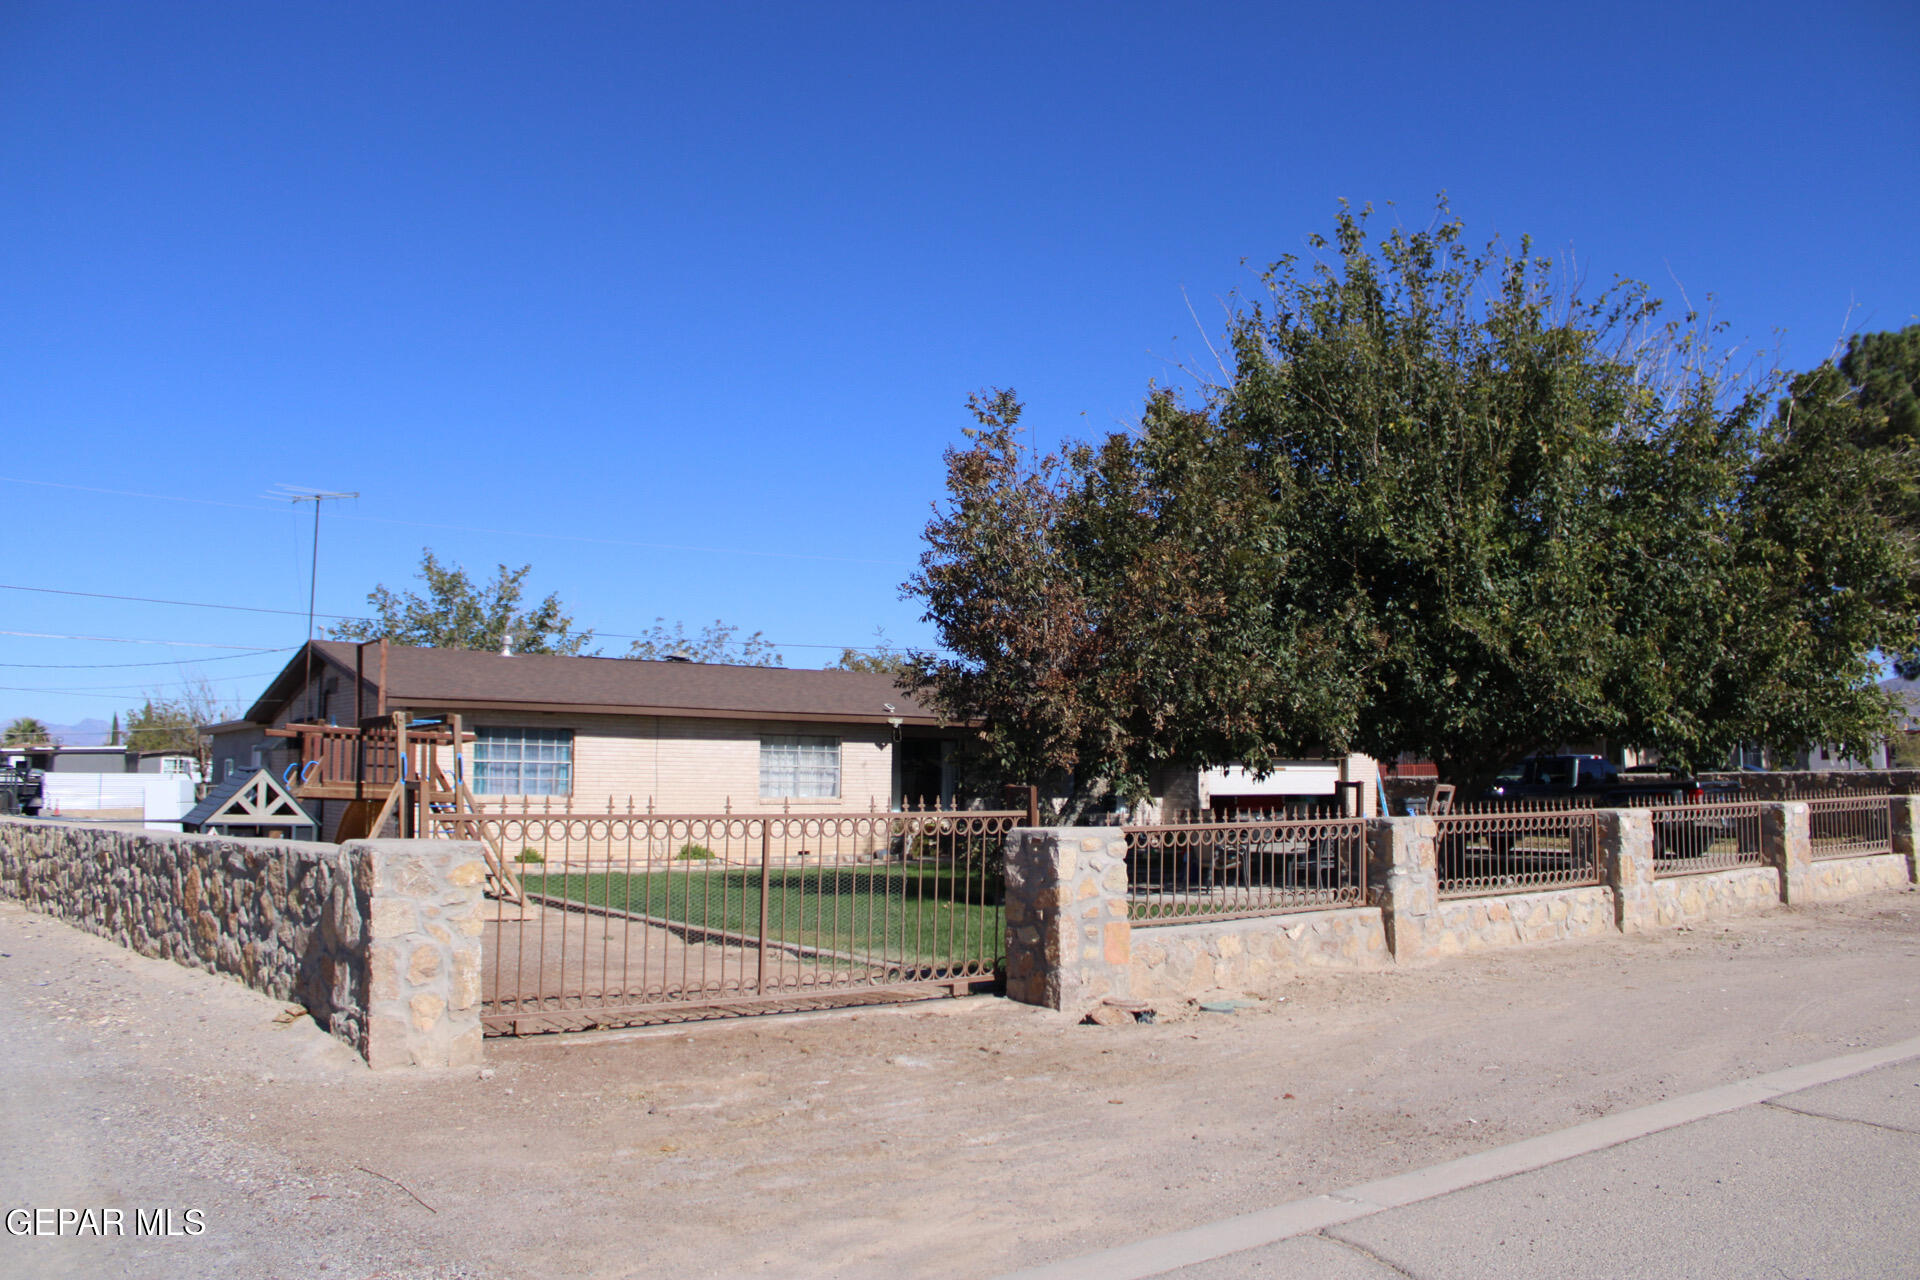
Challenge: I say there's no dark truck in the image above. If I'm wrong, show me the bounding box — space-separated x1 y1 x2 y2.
1482 755 1743 861
1482 755 1739 806
0 759 43 817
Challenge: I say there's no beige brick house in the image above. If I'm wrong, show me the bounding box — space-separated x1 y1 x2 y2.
207 641 968 841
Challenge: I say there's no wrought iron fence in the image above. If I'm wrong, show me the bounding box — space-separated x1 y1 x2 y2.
1160 801 1359 824
1433 808 1602 898
1451 797 1598 814
458 808 1020 1033
1123 817 1368 924
1649 801 1767 877
1785 783 1891 800
1804 795 1893 860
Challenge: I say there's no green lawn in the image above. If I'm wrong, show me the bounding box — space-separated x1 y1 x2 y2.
521 863 1004 969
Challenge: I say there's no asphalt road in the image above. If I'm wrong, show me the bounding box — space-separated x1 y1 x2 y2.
1006 1041 1920 1280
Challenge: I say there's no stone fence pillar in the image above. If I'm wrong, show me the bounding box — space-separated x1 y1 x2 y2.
350 839 487 1069
1603 809 1656 933
1002 827 1131 1018
1891 797 1920 885
1765 802 1813 904
1367 816 1438 961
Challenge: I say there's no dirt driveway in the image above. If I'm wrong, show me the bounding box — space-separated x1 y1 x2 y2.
1 890 1916 1278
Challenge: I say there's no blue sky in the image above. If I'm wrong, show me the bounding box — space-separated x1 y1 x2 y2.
2 1 1916 733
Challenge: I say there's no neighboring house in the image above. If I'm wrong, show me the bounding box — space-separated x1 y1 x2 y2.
0 744 200 780
0 743 199 829
1142 755 1387 820
207 641 974 842
1780 675 1919 772
1792 742 1890 771
2 744 137 773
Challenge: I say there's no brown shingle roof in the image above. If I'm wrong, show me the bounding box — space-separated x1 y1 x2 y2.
246 641 942 727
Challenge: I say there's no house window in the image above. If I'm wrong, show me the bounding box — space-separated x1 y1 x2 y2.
473 727 573 796
760 734 840 799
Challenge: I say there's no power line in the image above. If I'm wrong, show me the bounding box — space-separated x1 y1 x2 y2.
0 629 287 650
0 582 365 622
0 684 235 704
0 474 913 565
0 475 280 513
0 668 283 694
0 581 898 652
0 649 292 669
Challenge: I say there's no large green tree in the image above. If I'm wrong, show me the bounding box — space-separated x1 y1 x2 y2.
332 550 594 655
1841 323 1920 451
906 391 1111 801
909 205 1917 801
1834 323 1920 677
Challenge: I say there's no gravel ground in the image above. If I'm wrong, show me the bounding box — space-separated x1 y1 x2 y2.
1 888 1916 1279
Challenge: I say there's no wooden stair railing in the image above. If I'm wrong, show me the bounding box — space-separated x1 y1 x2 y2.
435 773 523 904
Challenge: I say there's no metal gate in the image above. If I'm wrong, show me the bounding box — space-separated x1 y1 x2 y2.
462 808 1018 1034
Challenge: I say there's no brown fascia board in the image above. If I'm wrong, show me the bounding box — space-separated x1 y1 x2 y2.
243 640 974 729
387 695 957 728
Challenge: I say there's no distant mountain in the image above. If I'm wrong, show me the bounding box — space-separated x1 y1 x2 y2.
43 718 112 746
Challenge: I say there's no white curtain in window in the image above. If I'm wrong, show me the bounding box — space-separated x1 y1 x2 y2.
760 734 839 799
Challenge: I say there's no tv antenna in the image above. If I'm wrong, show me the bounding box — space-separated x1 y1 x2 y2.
270 485 359 714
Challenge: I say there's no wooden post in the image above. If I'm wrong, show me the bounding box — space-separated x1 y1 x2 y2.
393 711 411 838
1025 784 1039 828
354 644 366 802
377 639 389 717
449 713 464 798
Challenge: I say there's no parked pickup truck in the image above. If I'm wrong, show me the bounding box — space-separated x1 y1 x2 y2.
1476 755 1746 864
0 759 43 817
1483 755 1737 808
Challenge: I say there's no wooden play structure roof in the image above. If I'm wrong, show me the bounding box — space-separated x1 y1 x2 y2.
182 769 319 840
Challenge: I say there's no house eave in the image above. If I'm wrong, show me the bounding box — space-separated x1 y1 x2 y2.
388 696 956 728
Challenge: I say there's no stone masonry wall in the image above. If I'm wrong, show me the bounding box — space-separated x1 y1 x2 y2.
1129 908 1387 1001
1649 866 1781 927
1428 886 1616 956
0 816 363 1043
1698 770 1920 800
353 839 488 1069
1801 852 1912 903
0 817 483 1069
1004 800 1918 1015
1003 827 1132 1015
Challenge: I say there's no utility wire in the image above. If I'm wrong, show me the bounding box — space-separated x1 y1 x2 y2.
0 582 898 652
0 669 283 694
0 649 294 669
0 629 287 650
0 684 236 704
0 582 363 622
0 475 912 565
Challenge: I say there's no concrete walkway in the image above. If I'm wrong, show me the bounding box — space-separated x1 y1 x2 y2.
1002 1036 1920 1280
